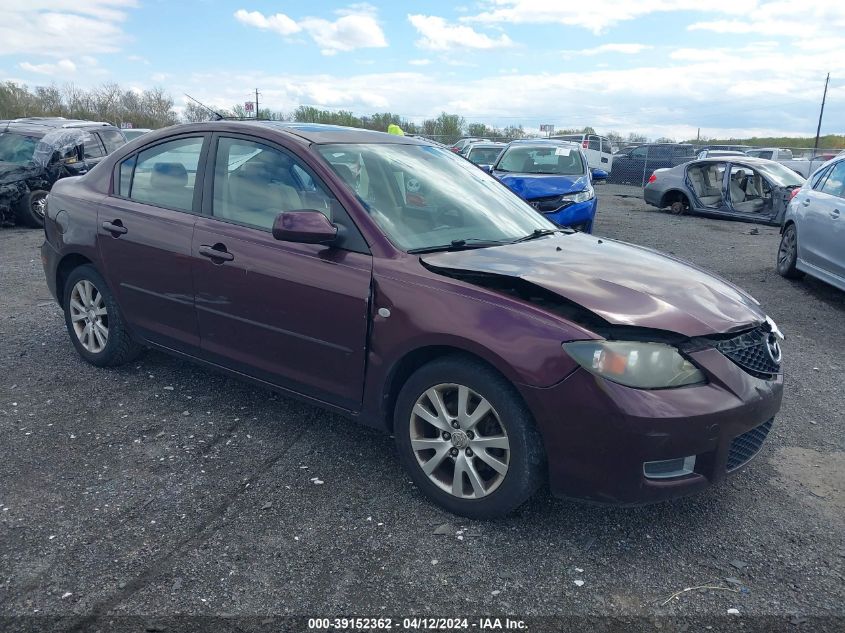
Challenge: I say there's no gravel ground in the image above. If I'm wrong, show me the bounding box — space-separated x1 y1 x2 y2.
0 186 843 631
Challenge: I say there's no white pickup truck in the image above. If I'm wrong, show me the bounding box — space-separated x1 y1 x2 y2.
745 148 831 178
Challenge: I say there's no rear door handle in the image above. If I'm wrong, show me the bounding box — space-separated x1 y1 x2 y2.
198 244 234 262
802 199 811 206
102 220 127 236
832 209 841 219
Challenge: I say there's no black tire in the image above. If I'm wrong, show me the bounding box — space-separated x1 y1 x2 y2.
62 264 144 367
777 223 804 279
15 190 48 228
394 356 545 519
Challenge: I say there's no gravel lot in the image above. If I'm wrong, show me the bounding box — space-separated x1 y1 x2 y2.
1 185 843 631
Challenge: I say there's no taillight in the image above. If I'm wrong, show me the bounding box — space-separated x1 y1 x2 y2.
582 140 588 149
789 188 801 200
647 173 657 184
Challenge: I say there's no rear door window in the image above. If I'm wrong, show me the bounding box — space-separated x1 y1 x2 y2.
98 129 127 154
587 136 601 150
127 137 205 212
81 132 105 159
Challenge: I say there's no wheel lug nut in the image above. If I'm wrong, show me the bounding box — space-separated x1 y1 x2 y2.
442 431 451 440
450 448 459 457
466 431 474 440
465 448 473 457
450 420 459 429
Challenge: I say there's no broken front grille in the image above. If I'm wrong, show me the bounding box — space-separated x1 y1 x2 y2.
727 418 774 471
715 325 781 379
528 196 572 213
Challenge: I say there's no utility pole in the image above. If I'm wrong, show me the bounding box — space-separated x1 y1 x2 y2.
812 73 829 159
255 88 260 119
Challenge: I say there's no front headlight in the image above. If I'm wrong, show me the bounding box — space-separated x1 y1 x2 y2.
562 341 706 389
561 186 595 204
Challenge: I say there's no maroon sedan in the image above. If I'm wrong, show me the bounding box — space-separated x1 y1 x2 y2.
41 122 784 518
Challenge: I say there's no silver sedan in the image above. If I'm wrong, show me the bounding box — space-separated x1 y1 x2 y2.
777 156 845 291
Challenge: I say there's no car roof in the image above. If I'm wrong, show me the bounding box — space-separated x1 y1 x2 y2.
507 139 580 147
0 117 117 137
148 121 432 146
467 142 505 148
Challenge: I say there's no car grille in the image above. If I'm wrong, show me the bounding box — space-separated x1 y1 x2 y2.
727 418 774 472
528 196 571 213
715 325 781 379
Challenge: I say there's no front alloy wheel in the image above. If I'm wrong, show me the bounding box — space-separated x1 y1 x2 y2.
410 383 510 499
395 356 544 519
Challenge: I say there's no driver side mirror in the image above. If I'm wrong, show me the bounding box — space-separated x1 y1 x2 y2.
591 168 608 182
272 210 338 244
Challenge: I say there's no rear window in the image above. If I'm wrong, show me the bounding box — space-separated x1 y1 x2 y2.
98 129 127 153
587 136 601 150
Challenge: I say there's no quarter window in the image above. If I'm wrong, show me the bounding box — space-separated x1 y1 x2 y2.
127 137 204 211
212 137 336 230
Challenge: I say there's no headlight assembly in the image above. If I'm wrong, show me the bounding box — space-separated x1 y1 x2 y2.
561 186 594 204
562 340 706 389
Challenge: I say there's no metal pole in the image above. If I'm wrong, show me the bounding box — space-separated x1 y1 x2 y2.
812 73 829 159
255 88 259 119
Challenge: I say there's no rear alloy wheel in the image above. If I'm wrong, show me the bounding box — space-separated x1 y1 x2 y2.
15 190 49 228
777 224 804 279
63 265 144 367
395 356 544 519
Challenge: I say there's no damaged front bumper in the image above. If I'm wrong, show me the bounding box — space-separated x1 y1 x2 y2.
533 197 597 233
519 347 783 505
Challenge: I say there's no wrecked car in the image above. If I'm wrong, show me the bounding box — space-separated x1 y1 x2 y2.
42 122 783 519
0 118 126 227
488 140 600 232
644 156 805 224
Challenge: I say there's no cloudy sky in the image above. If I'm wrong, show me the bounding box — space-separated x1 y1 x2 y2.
1 0 843 139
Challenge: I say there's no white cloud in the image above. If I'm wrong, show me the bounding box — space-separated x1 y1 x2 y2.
465 0 757 34
234 6 387 55
565 43 653 56
19 58 77 75
234 9 301 36
409 14 513 50
409 59 432 66
0 1 136 57
300 13 388 55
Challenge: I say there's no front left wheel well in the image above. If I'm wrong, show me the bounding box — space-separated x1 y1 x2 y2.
382 346 520 433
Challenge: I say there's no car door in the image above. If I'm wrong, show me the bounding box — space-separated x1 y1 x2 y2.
97 134 209 352
191 133 373 409
800 160 845 277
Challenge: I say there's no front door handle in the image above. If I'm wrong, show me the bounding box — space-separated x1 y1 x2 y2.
802 199 811 206
102 220 127 236
198 244 234 262
831 209 841 219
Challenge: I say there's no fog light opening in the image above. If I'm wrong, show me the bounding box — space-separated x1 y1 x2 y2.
643 455 696 479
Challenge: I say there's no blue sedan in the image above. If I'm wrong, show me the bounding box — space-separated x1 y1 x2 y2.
488 140 599 232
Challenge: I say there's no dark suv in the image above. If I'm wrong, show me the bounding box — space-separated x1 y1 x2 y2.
609 143 696 186
0 117 127 227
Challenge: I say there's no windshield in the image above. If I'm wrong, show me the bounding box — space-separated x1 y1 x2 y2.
317 143 555 252
496 144 586 175
467 146 503 165
0 132 40 166
750 161 806 186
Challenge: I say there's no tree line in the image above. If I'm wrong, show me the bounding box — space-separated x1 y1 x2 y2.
4 81 840 149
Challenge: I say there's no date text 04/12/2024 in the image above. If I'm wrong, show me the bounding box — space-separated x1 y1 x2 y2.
307 618 528 630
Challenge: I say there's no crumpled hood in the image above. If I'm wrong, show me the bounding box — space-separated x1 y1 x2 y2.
494 172 589 200
421 232 766 337
0 162 37 186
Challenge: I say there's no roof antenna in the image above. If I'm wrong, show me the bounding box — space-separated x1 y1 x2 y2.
184 93 226 121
